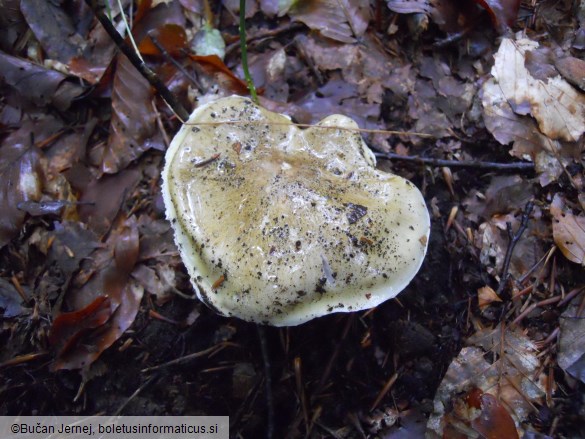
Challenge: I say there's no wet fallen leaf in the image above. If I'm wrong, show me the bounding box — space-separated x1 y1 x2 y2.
558 293 585 383
189 54 250 95
102 55 165 174
138 23 188 57
20 0 83 64
0 0 27 52
47 221 101 286
550 194 585 266
0 52 85 111
473 0 521 31
68 14 119 84
297 76 380 127
472 392 519 439
79 168 142 237
223 0 258 18
0 277 28 318
289 0 370 43
51 216 143 370
0 122 46 248
49 296 115 365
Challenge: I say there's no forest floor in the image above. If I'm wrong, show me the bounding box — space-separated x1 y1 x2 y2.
1 0 585 438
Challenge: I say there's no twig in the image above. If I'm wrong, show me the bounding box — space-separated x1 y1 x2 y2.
557 286 585 308
0 351 48 369
239 0 258 104
84 0 189 122
114 373 159 416
316 314 355 393
148 32 204 93
257 325 274 439
225 22 304 56
370 371 399 412
141 343 227 372
374 152 535 171
511 295 562 326
497 201 534 294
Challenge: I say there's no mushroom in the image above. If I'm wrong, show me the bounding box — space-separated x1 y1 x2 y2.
162 96 430 326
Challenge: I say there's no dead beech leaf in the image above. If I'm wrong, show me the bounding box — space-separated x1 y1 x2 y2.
483 37 585 142
289 0 370 43
49 296 115 363
471 392 519 439
103 55 165 174
0 277 28 318
0 122 47 248
138 23 188 57
558 293 585 383
68 16 118 84
223 0 258 18
0 0 26 52
0 52 84 111
20 0 82 64
427 324 543 438
189 54 250 95
554 56 585 92
52 216 143 370
79 168 142 238
473 0 521 31
550 194 585 266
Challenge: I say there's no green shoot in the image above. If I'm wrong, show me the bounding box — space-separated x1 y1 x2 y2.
239 0 258 104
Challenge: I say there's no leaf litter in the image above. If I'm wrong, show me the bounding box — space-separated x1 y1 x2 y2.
0 0 584 437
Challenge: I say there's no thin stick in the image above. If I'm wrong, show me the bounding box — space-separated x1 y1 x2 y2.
186 120 434 138
370 371 399 412
316 314 355 393
511 295 562 326
141 343 227 372
114 374 159 416
239 0 258 104
257 325 274 439
375 152 535 170
84 0 189 122
148 33 204 93
497 201 534 294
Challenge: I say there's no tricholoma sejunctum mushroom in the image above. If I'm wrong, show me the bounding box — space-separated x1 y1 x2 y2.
162 96 430 326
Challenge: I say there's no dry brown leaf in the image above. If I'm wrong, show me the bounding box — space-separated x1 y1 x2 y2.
558 293 585 383
427 324 544 438
478 285 502 310
555 56 585 92
483 37 585 142
550 194 585 266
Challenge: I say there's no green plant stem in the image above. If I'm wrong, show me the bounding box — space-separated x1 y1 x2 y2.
239 0 258 104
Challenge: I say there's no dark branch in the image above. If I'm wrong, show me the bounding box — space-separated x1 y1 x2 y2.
374 152 535 171
84 0 190 122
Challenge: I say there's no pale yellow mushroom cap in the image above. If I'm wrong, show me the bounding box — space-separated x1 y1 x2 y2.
162 96 430 326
